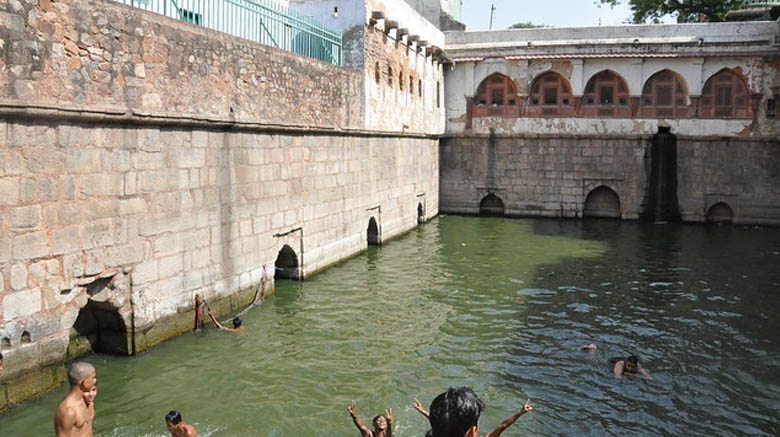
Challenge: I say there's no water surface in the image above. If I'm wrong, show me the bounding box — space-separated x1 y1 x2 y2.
3 216 780 436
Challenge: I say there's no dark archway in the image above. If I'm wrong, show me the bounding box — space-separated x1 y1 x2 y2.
417 203 425 224
584 186 621 218
367 217 380 246
707 202 734 223
479 194 505 216
275 245 300 280
72 300 129 355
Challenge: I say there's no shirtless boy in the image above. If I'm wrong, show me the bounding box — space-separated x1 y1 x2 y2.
165 410 198 437
54 361 98 437
207 309 244 333
419 387 532 437
347 400 393 437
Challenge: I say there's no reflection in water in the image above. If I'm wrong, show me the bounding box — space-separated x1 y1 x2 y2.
2 216 779 436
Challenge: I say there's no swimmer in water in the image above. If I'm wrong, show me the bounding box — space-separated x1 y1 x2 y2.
207 309 244 333
165 410 198 437
581 344 652 379
347 400 393 437
610 355 651 379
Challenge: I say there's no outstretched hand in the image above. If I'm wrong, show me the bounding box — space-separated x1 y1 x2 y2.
521 399 533 414
347 400 358 417
385 408 393 424
412 399 425 413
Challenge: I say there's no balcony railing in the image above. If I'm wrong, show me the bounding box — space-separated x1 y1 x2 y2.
115 0 342 65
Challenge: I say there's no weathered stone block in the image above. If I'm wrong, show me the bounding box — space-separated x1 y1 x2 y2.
9 205 41 232
38 335 69 366
5 364 65 407
13 231 49 260
10 263 28 291
58 203 81 226
131 261 157 285
51 227 81 255
132 151 164 170
2 149 23 176
23 148 65 174
80 174 123 197
3 288 41 320
66 149 102 174
0 177 20 206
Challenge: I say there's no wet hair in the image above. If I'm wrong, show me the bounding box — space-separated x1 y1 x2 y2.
233 317 242 328
626 356 639 366
428 387 484 437
372 414 387 426
68 361 95 386
0 352 3 360
165 410 182 425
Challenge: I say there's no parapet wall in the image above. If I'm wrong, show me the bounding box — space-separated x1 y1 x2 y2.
0 0 363 128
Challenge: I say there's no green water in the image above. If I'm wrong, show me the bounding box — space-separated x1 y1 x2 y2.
3 216 780 436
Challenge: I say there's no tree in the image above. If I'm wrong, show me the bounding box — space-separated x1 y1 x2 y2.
598 0 747 23
509 21 546 29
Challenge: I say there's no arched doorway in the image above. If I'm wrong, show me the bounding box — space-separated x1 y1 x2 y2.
707 202 734 223
72 300 129 355
367 217 380 246
275 245 300 280
417 203 425 224
479 194 505 216
584 186 621 218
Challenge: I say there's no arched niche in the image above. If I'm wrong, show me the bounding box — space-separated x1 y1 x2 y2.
72 300 129 355
639 69 691 118
706 202 734 223
582 70 631 117
479 193 505 216
700 69 751 119
417 203 425 224
525 71 574 117
472 73 521 118
367 217 380 246
584 186 621 218
275 245 300 280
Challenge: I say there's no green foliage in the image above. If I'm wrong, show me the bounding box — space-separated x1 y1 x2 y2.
598 0 747 23
509 21 546 29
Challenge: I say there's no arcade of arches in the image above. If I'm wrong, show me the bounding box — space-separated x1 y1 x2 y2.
468 69 753 122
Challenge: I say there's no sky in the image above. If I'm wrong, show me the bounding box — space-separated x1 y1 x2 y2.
460 0 658 31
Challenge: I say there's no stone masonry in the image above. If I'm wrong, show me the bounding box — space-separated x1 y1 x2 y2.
0 0 441 410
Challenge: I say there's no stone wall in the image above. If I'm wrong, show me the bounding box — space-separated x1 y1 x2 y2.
0 0 363 129
0 114 439 410
440 134 647 219
440 134 780 225
0 0 440 409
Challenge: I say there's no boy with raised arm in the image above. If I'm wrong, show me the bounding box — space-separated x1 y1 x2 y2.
347 400 393 437
420 387 533 437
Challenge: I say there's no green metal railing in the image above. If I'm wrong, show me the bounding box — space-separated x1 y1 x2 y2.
116 0 342 65
741 0 780 7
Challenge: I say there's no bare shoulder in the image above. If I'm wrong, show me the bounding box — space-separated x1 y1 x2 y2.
54 401 77 431
185 423 199 437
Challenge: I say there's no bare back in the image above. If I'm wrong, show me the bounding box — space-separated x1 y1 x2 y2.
169 422 198 437
54 391 95 437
